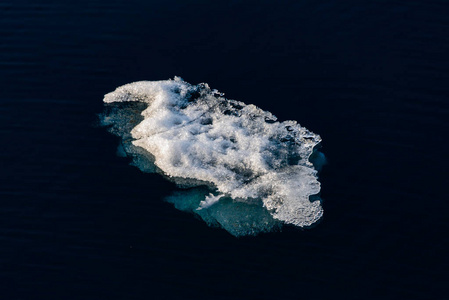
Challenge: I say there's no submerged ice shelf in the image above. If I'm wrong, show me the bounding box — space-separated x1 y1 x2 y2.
100 77 324 236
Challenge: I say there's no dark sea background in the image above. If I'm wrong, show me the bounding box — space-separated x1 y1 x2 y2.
1 0 448 299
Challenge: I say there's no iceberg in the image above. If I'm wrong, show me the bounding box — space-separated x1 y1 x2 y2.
100 77 324 236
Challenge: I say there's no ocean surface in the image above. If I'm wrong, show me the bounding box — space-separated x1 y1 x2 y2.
1 0 448 299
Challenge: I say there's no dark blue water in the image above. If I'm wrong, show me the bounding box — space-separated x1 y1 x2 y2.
1 0 448 299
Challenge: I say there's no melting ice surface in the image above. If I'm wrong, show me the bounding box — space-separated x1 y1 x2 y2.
100 77 324 236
